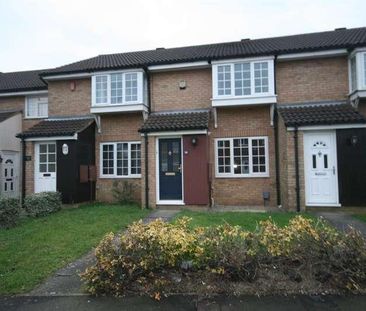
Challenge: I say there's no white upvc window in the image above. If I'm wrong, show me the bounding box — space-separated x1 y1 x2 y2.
212 58 274 99
25 96 48 118
349 50 366 92
92 71 143 106
215 136 269 178
100 142 141 178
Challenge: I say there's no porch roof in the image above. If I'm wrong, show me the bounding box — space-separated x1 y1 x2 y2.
139 109 210 133
278 102 366 127
16 116 94 139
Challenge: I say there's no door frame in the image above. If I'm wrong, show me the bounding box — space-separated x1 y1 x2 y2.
155 136 184 205
303 130 340 207
34 141 57 193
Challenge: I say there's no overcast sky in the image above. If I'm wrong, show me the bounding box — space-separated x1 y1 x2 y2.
1 0 365 72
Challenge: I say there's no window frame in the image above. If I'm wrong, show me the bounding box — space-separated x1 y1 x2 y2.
25 95 48 119
212 57 275 100
348 49 366 92
99 141 141 178
91 70 144 106
215 136 269 178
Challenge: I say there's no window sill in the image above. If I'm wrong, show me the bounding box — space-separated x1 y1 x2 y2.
349 89 366 101
215 174 270 179
91 103 148 114
212 95 277 107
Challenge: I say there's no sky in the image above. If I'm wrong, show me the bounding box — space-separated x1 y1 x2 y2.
0 0 365 72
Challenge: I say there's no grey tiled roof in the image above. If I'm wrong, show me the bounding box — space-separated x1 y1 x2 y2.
43 27 366 76
17 117 94 138
278 102 366 127
0 109 22 123
139 110 210 133
0 69 48 93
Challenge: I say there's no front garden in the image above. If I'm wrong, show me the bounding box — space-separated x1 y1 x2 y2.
0 202 149 295
83 215 366 299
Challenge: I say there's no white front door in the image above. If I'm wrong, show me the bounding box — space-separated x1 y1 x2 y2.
304 131 339 206
35 142 57 193
0 152 19 198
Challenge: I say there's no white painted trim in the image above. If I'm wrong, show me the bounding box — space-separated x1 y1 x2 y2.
212 95 277 107
350 90 366 101
99 141 142 179
155 136 185 205
0 90 48 97
214 136 270 178
211 56 275 65
306 203 341 207
90 104 148 114
25 134 78 141
145 129 207 137
277 49 348 61
303 131 339 206
287 124 366 131
148 61 210 72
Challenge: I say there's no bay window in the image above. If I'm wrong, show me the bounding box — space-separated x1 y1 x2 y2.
25 95 48 118
92 71 143 106
100 142 141 178
215 137 269 177
212 58 275 103
349 50 366 93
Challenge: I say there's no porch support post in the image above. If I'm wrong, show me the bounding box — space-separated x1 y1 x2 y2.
294 127 301 212
144 133 149 209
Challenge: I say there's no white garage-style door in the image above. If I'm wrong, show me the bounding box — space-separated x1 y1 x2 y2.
34 142 57 193
304 131 339 206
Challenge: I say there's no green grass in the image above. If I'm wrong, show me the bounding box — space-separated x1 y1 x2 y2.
0 204 149 295
174 210 315 231
354 214 366 223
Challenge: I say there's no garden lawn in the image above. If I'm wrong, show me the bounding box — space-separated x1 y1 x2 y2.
174 210 315 231
0 204 149 295
354 214 366 223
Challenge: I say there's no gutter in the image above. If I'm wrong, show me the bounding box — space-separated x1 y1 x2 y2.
294 126 301 212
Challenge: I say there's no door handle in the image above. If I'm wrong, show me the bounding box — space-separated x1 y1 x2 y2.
333 166 336 175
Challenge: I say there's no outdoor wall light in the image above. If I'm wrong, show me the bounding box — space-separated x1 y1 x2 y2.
351 135 358 146
191 136 198 146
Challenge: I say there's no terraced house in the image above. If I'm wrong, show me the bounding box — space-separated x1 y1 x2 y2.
1 27 366 211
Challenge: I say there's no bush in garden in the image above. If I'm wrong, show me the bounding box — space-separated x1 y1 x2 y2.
24 191 62 217
0 197 21 229
82 216 366 297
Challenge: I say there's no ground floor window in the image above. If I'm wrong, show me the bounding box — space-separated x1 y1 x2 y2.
100 142 141 177
215 136 269 177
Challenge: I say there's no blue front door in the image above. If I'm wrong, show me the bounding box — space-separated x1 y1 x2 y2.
159 138 182 201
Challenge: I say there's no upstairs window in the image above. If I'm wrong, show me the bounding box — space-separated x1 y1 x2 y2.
92 71 143 106
26 96 48 118
349 50 366 92
213 58 274 99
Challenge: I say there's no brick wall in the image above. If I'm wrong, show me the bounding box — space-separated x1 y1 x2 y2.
48 79 91 116
276 57 349 104
151 69 211 111
95 113 144 203
24 141 34 195
210 106 277 207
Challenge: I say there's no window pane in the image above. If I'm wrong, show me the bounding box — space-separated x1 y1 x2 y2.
233 138 249 174
27 96 48 117
102 144 114 175
251 138 266 173
131 143 141 175
254 62 269 94
234 63 251 96
96 75 108 104
125 73 138 102
116 143 129 175
364 54 366 87
217 65 231 96
111 73 123 104
351 56 357 91
217 140 231 173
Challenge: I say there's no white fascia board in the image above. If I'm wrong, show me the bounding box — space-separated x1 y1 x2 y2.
287 123 366 131
148 61 210 72
211 56 275 65
90 104 148 114
144 129 207 137
277 49 348 61
24 134 78 141
0 90 48 97
212 95 277 107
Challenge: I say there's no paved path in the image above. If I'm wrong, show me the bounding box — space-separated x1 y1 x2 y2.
314 211 366 237
26 209 179 297
2 294 366 311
